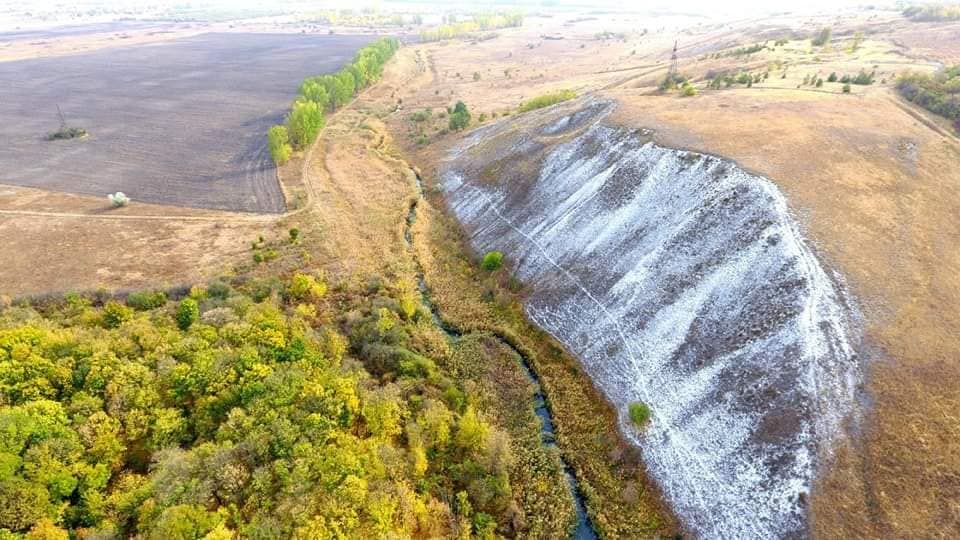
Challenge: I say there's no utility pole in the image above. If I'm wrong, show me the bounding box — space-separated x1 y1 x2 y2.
668 40 679 80
56 104 67 129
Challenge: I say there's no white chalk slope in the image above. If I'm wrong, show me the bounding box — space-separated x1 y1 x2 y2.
443 117 863 538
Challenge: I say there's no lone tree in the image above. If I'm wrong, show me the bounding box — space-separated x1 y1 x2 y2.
448 101 471 131
811 27 832 47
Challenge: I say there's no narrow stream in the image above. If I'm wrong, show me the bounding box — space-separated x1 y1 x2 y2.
403 170 598 540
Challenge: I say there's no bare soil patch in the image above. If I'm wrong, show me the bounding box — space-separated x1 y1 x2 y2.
0 32 373 213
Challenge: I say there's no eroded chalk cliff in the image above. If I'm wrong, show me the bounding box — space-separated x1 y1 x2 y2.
441 99 865 538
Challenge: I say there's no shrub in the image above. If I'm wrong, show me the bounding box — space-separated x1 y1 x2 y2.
681 84 697 97
267 125 292 165
288 228 301 242
473 72 481 81
287 272 327 302
107 192 129 207
102 301 133 328
842 83 852 93
410 109 432 122
628 402 651 427
126 290 167 311
815 78 823 88
811 27 832 47
207 280 231 299
481 251 503 271
46 126 87 141
827 72 838 82
176 298 199 330
851 70 875 85
519 90 577 112
448 101 471 131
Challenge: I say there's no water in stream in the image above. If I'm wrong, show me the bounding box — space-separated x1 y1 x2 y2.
403 169 598 540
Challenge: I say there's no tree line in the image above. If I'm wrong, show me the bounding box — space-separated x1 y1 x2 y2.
268 38 401 165
898 66 960 133
419 13 523 42
903 4 960 21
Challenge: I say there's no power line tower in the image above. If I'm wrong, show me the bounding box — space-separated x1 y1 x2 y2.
668 40 679 79
56 104 68 130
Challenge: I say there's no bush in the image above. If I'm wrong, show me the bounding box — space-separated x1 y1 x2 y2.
842 83 852 94
481 251 503 271
46 126 87 141
681 84 697 97
518 90 577 112
287 272 327 302
102 301 133 328
410 109 432 122
851 70 875 85
827 72 838 82
449 101 471 131
176 298 199 330
107 192 129 207
267 125 292 165
207 280 231 299
628 402 651 427
126 290 167 311
811 27 832 47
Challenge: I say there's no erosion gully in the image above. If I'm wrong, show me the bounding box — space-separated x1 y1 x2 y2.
403 169 598 540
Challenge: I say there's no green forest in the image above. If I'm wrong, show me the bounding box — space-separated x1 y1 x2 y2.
0 268 572 538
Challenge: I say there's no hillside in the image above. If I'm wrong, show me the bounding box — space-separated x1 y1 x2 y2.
0 3 959 538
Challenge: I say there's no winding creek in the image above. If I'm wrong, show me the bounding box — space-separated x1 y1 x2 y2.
403 169 598 540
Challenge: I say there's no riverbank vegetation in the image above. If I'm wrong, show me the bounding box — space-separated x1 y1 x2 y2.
410 200 678 537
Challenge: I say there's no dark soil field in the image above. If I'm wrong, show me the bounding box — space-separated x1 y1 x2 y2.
0 32 374 212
